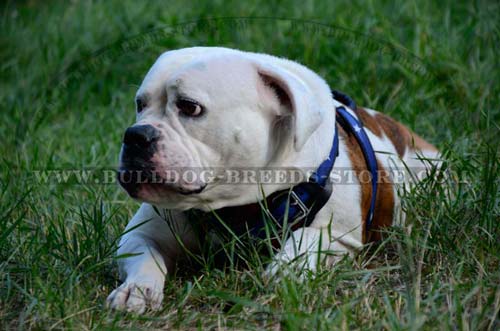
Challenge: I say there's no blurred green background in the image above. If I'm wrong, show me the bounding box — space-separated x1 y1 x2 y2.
1 1 498 329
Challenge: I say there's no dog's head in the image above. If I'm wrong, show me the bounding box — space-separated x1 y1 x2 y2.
118 48 326 210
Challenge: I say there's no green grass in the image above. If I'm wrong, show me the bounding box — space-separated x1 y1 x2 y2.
1 0 499 329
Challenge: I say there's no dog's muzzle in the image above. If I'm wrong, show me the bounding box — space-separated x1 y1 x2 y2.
117 124 207 198
118 124 161 196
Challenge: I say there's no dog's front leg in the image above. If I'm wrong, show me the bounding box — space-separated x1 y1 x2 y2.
266 227 353 277
107 203 195 313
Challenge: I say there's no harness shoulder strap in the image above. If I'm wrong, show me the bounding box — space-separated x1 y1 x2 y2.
336 106 378 228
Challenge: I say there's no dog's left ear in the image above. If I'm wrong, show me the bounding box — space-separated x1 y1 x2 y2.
254 61 324 152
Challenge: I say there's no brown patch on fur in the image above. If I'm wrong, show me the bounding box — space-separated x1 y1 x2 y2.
338 126 395 243
352 104 440 157
356 108 438 156
355 107 383 137
374 113 410 157
366 163 395 242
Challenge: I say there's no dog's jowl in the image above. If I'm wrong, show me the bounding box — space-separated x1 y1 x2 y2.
106 47 439 313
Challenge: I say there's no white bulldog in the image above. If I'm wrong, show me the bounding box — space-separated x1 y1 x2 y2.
106 47 439 313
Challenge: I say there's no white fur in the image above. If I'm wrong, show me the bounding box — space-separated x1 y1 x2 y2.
107 47 436 312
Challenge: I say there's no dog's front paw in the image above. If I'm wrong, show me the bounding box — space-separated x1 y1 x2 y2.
106 281 164 314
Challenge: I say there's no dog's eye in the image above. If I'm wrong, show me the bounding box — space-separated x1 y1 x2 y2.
176 98 204 117
136 98 147 113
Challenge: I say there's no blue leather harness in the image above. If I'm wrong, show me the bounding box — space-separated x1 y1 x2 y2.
193 91 378 242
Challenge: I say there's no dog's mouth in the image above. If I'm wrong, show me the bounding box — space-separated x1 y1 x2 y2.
117 167 207 199
117 145 208 199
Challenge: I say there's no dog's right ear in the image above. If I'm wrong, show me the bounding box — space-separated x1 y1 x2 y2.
254 61 324 152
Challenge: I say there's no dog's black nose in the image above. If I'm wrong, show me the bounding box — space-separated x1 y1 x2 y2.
123 125 160 147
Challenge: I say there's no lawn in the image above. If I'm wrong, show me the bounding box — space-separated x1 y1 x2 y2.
1 0 499 330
